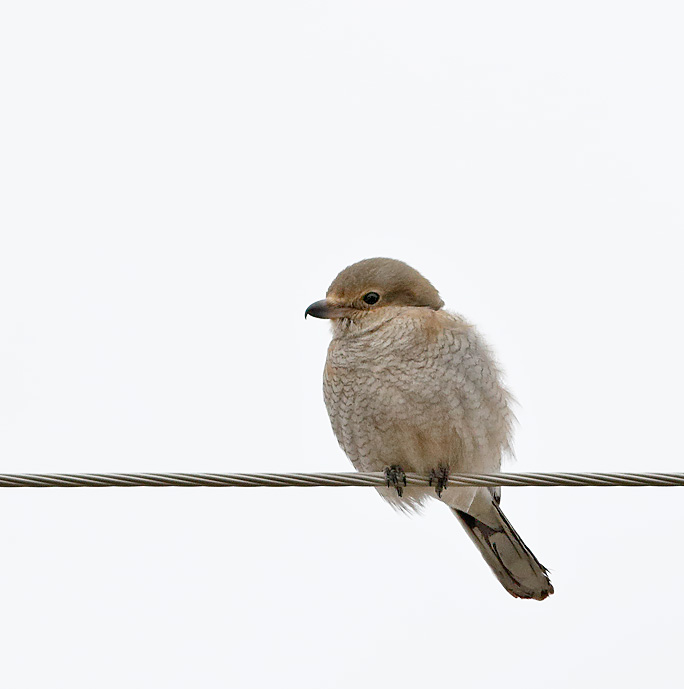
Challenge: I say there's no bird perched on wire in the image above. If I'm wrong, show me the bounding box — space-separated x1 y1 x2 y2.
305 257 553 600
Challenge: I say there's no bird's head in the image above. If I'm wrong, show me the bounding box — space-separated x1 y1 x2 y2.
305 258 444 326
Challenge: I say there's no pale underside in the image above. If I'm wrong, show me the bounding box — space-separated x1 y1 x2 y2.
323 307 515 513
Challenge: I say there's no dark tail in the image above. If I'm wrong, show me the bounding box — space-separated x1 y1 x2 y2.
452 489 554 601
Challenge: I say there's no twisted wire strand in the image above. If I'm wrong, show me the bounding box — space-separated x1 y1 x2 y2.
0 471 684 488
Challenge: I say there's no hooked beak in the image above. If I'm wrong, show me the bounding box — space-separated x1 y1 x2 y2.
304 299 354 320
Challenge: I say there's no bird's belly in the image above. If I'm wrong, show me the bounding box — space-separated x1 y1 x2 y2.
324 366 463 474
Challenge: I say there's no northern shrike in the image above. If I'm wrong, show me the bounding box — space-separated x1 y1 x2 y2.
306 257 553 600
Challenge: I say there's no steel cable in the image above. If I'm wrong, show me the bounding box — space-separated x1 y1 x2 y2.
0 471 684 488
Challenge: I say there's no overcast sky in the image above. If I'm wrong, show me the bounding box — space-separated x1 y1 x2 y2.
1 1 684 687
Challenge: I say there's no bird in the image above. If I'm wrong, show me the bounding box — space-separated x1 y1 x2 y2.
305 257 553 601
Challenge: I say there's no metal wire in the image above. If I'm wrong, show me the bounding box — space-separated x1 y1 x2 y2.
1 471 684 488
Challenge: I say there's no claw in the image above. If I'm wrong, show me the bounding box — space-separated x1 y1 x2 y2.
429 465 450 498
384 465 407 497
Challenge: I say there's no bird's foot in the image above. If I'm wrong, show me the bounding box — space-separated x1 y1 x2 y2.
429 465 450 498
385 465 407 497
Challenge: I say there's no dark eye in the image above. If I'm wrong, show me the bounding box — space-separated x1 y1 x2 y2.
362 292 380 305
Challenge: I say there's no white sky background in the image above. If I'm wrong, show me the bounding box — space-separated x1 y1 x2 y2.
1 1 683 687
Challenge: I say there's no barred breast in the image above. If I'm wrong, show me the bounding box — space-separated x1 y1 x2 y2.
323 308 514 484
